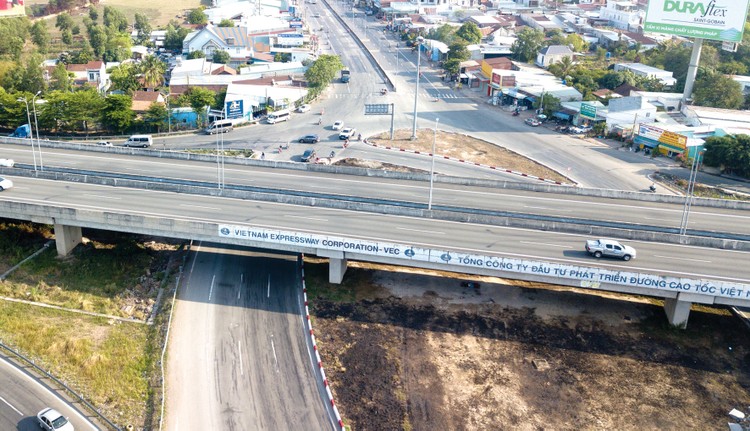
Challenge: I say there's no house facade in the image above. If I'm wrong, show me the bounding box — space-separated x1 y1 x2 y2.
66 61 109 93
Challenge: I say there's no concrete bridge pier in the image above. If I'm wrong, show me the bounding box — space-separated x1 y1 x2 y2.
664 293 699 329
318 250 348 284
54 223 82 256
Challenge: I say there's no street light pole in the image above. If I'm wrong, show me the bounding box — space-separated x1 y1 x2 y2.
31 90 43 171
428 117 438 210
411 36 424 140
18 97 37 171
679 149 705 236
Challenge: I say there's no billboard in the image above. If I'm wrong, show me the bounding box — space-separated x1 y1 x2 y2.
0 0 25 17
638 124 688 149
644 0 750 42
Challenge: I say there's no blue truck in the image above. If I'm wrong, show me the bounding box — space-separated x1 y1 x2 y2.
340 67 350 83
10 124 31 138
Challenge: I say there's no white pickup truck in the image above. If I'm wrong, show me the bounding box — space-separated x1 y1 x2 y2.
585 239 636 261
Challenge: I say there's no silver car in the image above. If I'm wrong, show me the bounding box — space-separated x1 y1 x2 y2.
37 408 74 431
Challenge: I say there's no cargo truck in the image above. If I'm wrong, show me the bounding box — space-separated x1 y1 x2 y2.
340 67 350 83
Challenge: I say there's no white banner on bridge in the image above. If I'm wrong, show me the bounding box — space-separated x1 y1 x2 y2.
219 224 750 301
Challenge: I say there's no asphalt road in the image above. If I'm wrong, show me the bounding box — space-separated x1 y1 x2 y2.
0 355 97 431
166 243 333 431
3 176 749 285
2 146 749 238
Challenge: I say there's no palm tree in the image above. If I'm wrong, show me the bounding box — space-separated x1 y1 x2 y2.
139 55 167 89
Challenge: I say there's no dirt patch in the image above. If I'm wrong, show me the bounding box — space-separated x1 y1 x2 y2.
310 263 750 431
366 128 571 183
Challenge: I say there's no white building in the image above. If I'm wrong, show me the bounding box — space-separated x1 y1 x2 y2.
605 96 657 133
614 63 677 87
598 0 644 31
183 25 255 67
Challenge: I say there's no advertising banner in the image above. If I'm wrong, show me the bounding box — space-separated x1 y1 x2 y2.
644 0 750 42
225 100 243 119
638 124 687 149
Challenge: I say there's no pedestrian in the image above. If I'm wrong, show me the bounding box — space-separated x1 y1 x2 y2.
261 152 265 159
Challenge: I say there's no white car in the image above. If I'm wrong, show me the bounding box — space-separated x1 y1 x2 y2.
0 158 14 167
332 120 344 130
37 408 74 431
0 177 12 191
339 127 356 139
297 104 311 113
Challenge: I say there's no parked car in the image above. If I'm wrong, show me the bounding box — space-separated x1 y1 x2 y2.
37 408 74 431
0 177 13 191
585 239 636 261
311 12 321 17
338 127 356 139
569 126 592 135
298 134 320 143
332 120 344 130
524 118 542 127
301 148 317 162
0 158 14 167
96 141 113 147
297 104 311 113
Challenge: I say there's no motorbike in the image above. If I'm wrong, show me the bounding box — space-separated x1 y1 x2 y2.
381 88 388 95
329 151 336 158
357 133 362 141
512 111 520 116
649 184 657 193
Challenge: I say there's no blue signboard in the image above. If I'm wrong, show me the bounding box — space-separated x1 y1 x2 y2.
226 100 243 119
290 20 303 28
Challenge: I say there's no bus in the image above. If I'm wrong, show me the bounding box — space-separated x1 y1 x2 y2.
267 109 291 124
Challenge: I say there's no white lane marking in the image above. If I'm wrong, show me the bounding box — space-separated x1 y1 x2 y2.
520 241 573 249
238 340 244 376
83 194 121 200
643 216 674 222
0 395 23 416
270 335 279 372
397 227 445 235
208 275 215 302
185 242 201 294
284 215 329 222
267 274 271 298
523 205 570 211
179 204 222 211
653 255 712 263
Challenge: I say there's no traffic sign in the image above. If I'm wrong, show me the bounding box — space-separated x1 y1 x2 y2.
364 104 392 115
580 103 597 120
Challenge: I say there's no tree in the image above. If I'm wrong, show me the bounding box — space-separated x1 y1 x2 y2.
103 6 128 32
185 87 215 127
108 63 140 94
104 31 132 62
50 62 72 92
0 87 26 129
598 71 625 90
134 13 152 45
511 28 544 62
443 58 461 76
16 54 47 95
164 20 190 51
304 54 344 90
139 55 166 89
566 33 586 52
693 72 744 109
274 52 291 62
187 8 208 25
144 101 168 132
212 50 230 64
455 22 482 45
55 12 74 31
62 29 73 45
39 89 104 132
187 50 205 59
89 6 98 21
703 134 750 177
218 19 234 27
0 17 30 59
446 40 470 62
536 93 561 117
71 24 80 35
101 94 135 133
426 24 455 44
71 40 94 64
548 56 574 79
30 21 49 53
88 24 108 58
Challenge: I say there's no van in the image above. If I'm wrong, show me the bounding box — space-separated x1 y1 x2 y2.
124 134 153 148
205 119 234 134
267 109 291 124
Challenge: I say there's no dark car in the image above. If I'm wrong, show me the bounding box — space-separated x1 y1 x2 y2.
301 148 317 162
299 134 320 143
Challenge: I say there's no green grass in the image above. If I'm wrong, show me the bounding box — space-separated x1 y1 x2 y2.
3 232 162 318
0 301 151 426
184 148 256 158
